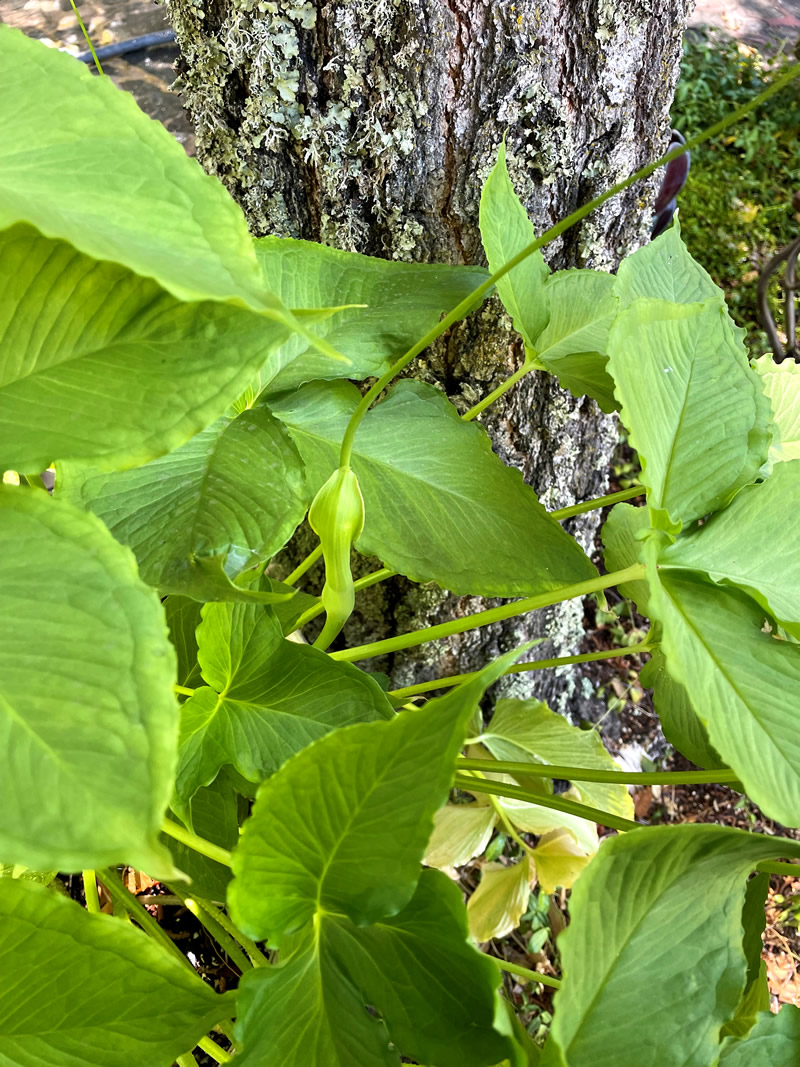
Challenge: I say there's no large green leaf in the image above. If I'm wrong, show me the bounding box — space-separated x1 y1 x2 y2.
660 461 800 638
479 142 549 348
162 774 241 902
640 648 726 771
256 236 489 391
648 566 800 826
615 220 727 310
533 270 619 412
542 825 800 1067
720 1006 800 1065
165 596 203 688
1 226 290 473
57 406 308 596
753 355 800 463
0 26 268 307
477 699 634 824
269 379 595 595
600 502 652 612
607 298 772 530
175 601 393 814
234 870 515 1067
228 646 527 941
0 879 234 1066
721 872 770 1039
0 489 177 873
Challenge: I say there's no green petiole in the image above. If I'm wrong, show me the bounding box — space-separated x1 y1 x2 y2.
454 773 641 833
387 638 651 700
550 485 642 520
330 564 646 663
284 542 323 586
456 758 741 787
197 1036 232 1064
160 819 233 868
98 868 189 968
82 870 100 914
496 957 561 990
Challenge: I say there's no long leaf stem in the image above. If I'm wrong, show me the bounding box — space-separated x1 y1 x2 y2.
284 542 323 585
550 485 642 521
82 870 100 914
68 0 104 74
98 868 189 968
160 820 233 868
330 564 646 663
488 794 534 856
167 885 252 974
176 1054 196 1067
197 1036 232 1064
175 685 196 697
454 774 641 833
457 758 740 787
461 357 539 422
388 638 651 700
192 894 270 968
496 957 561 990
756 861 800 878
336 62 800 466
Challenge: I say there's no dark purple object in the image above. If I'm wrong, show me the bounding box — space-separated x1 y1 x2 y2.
651 129 690 237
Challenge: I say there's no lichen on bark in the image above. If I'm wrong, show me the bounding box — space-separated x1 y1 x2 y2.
166 0 692 717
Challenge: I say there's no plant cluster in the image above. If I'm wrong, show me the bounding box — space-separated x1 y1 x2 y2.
673 30 800 350
2 25 800 1067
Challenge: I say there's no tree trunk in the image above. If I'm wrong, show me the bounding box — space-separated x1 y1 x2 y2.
166 0 692 715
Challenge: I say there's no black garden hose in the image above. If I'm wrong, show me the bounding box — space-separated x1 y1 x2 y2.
75 28 175 64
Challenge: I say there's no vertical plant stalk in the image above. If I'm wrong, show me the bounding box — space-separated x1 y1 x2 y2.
68 0 103 74
82 870 101 914
176 889 270 968
98 868 188 968
167 885 252 974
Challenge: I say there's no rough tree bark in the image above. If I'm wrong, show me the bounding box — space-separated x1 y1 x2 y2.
166 0 692 715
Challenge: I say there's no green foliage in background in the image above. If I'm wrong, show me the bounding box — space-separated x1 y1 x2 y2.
673 31 800 352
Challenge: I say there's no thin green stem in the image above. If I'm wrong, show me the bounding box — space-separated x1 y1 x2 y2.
756 861 800 878
454 774 640 833
550 486 642 521
461 358 538 422
354 566 398 592
176 1054 196 1067
336 63 800 466
82 870 100 914
331 563 646 663
167 885 252 974
160 820 233 869
197 1036 232 1064
496 957 561 990
457 758 740 787
290 566 399 632
174 685 196 697
68 0 103 74
489 794 534 856
388 638 651 700
284 543 323 586
192 895 270 968
98 868 189 968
